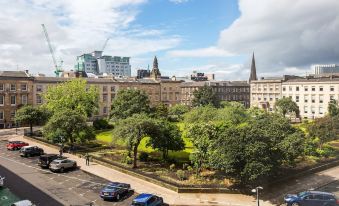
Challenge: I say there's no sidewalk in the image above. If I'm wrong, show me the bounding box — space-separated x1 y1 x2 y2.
7 134 271 206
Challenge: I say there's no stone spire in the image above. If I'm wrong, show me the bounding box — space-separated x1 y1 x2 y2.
249 52 258 82
150 56 161 79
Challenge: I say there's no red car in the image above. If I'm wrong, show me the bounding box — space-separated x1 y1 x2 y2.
6 141 29 150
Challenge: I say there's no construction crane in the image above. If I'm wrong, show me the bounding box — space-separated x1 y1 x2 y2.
41 24 63 77
101 38 110 52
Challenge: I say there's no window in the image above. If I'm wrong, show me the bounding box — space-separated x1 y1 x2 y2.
111 86 116 92
330 95 334 100
282 86 286 91
311 95 315 103
10 110 15 118
36 95 42 104
319 106 324 115
304 106 308 114
36 85 43 92
312 86 315 91
311 106 315 114
330 86 334 92
103 107 108 114
10 95 16 105
319 86 323 91
289 86 292 91
296 96 299 103
319 95 324 103
10 84 16 91
296 86 299 91
0 84 4 91
103 94 108 102
111 94 115 101
0 110 3 120
21 95 27 105
0 95 4 105
21 84 27 91
304 86 308 92
304 95 308 103
103 86 107 92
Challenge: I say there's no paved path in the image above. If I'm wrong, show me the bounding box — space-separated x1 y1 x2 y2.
6 132 268 206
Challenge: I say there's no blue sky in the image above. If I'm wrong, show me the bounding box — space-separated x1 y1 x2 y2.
1 0 339 80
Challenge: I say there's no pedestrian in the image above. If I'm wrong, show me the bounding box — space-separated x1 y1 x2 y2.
85 153 90 166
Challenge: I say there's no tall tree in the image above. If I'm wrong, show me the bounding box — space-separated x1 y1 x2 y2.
192 85 219 107
113 114 157 168
43 109 95 144
15 105 49 135
110 89 151 120
154 102 169 119
43 79 99 117
308 116 337 149
168 104 190 121
275 97 300 117
328 99 339 117
147 120 185 160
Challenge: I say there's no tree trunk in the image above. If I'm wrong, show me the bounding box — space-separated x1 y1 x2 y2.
29 122 33 136
133 144 138 168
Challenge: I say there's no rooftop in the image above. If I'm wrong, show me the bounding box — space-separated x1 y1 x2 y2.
0 70 30 78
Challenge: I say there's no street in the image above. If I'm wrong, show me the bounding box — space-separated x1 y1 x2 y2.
0 137 137 206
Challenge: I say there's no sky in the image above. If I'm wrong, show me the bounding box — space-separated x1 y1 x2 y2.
0 0 339 80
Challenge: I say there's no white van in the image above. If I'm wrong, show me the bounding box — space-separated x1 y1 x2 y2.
11 200 35 206
0 175 4 187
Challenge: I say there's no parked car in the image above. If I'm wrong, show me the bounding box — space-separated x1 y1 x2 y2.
131 193 164 206
49 159 77 172
0 175 4 187
284 190 339 206
100 182 132 201
7 141 29 150
11 200 35 206
38 154 60 168
20 146 44 157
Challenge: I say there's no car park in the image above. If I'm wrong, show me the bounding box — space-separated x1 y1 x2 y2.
19 146 44 157
10 200 35 206
100 182 132 201
6 141 29 150
284 190 339 206
38 154 60 168
49 159 77 172
131 193 163 206
0 175 4 187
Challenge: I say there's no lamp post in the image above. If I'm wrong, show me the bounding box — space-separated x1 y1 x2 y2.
59 136 64 157
252 186 263 206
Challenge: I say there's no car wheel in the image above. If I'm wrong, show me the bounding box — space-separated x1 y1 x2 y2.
116 194 120 201
60 167 64 173
291 203 300 206
73 163 77 169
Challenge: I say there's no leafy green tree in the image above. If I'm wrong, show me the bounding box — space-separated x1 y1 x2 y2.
192 85 219 107
183 105 218 124
186 123 218 174
328 99 339 117
168 104 190 121
308 116 337 149
43 109 95 144
110 89 151 120
15 105 50 135
154 102 169 119
147 120 184 159
209 113 305 185
113 114 157 168
43 79 99 117
216 102 248 125
275 97 300 117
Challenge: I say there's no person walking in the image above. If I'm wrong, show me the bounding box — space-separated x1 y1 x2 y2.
85 153 90 166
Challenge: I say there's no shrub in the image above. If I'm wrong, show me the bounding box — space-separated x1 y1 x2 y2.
182 163 189 170
187 166 193 172
121 152 132 164
93 119 113 130
139 152 149 162
169 163 176 171
176 169 187 181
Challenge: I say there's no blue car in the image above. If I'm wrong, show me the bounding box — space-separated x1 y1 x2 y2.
100 182 131 201
131 193 164 206
284 190 339 206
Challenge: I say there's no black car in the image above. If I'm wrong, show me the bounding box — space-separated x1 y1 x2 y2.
20 146 44 157
100 182 132 201
38 154 60 168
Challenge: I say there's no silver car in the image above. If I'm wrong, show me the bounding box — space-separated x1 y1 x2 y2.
0 175 4 187
49 159 77 172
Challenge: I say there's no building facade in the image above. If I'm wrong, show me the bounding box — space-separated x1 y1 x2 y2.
75 51 131 77
314 64 339 75
0 71 34 129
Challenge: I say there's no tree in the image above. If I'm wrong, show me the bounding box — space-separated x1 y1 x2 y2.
186 123 218 174
209 113 305 185
43 109 95 144
112 114 157 168
110 89 151 120
192 85 219 107
275 97 300 117
183 105 218 124
154 102 169 119
168 104 190 121
15 105 50 135
147 120 185 160
43 79 99 117
328 99 339 117
308 116 337 149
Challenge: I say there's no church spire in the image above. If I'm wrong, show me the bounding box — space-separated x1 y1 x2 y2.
153 56 158 69
249 52 257 82
150 55 161 79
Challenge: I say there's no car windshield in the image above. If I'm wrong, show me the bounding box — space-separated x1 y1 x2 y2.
132 202 145 206
298 191 307 197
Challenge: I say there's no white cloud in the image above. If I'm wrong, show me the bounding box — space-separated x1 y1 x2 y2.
167 47 233 57
169 0 189 4
217 0 339 76
0 0 181 75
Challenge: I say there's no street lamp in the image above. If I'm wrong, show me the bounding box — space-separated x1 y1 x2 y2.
252 186 263 206
59 136 64 157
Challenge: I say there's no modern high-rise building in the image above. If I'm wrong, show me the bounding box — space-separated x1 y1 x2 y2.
75 51 131 77
314 64 339 75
